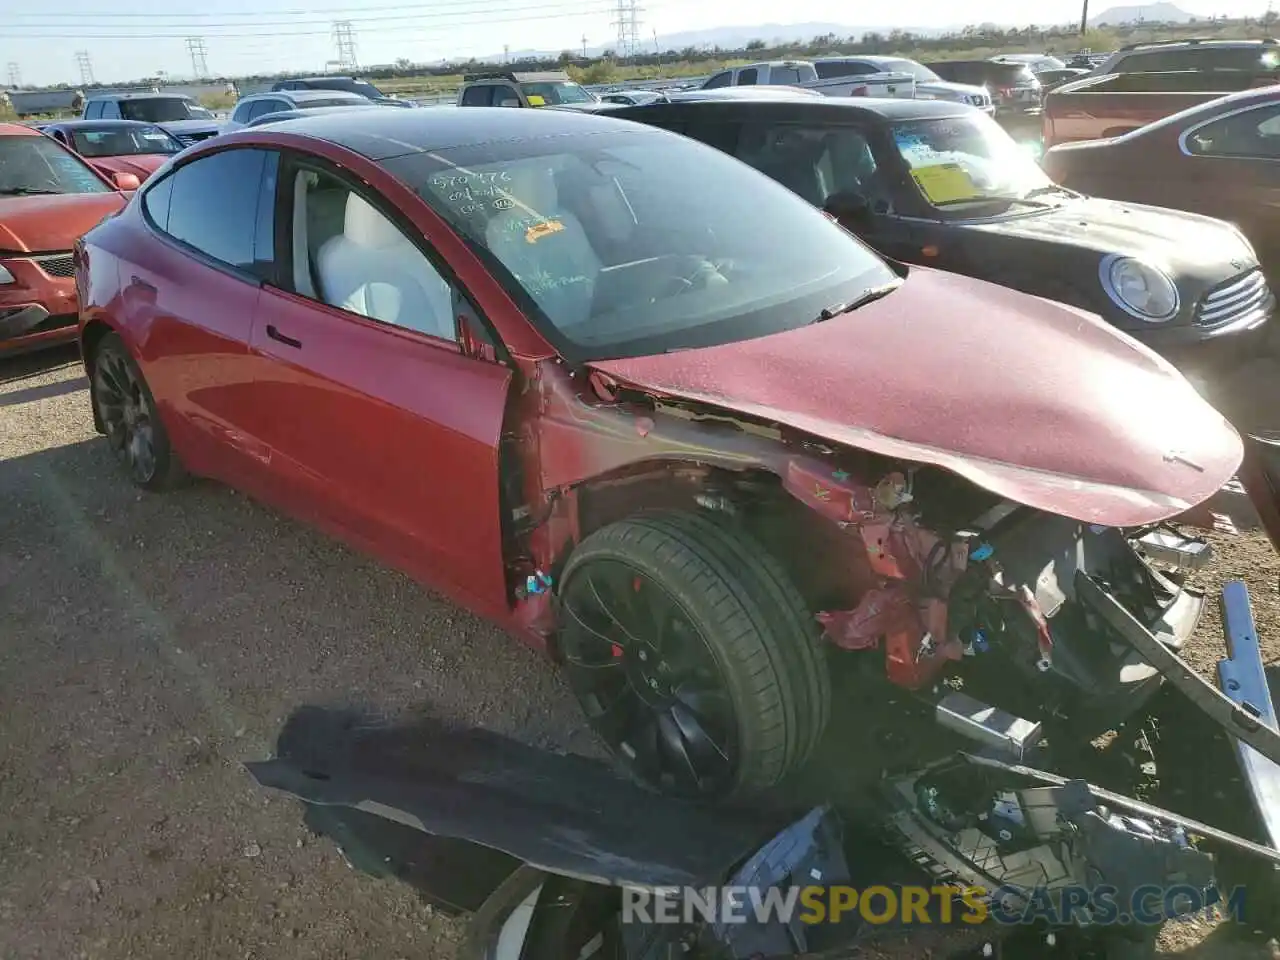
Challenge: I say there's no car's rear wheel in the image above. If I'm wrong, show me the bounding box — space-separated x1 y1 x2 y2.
91 332 185 490
556 509 830 799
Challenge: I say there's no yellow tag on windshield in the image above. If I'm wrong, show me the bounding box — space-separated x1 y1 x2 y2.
909 163 982 205
526 95 546 106
526 219 564 244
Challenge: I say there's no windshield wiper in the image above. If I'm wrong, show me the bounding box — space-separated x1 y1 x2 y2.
0 187 63 196
934 195 1054 210
810 280 903 324
1025 184 1081 200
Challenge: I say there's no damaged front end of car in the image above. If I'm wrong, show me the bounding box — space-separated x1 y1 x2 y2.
246 705 1280 959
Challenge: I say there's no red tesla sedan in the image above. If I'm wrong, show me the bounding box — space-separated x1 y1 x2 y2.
76 108 1251 799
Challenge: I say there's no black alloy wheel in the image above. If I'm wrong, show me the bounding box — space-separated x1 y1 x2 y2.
559 557 738 796
91 332 185 490
557 510 831 800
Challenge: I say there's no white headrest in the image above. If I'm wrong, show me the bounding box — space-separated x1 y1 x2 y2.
501 163 559 216
344 192 406 249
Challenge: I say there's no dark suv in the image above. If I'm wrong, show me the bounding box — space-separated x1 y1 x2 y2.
81 93 221 147
923 59 1042 126
1092 38 1280 76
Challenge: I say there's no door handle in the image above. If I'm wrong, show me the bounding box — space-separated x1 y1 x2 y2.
265 324 302 348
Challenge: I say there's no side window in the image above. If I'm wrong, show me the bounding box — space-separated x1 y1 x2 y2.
142 173 174 231
231 99 255 123
246 99 280 121
461 85 494 106
816 61 872 79
734 124 883 209
84 101 102 119
101 101 121 119
287 166 458 342
165 149 278 275
703 71 732 89
1186 104 1280 159
495 85 523 107
738 68 759 86
685 121 741 155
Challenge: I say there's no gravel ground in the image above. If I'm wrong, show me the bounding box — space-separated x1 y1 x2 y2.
1 346 1278 959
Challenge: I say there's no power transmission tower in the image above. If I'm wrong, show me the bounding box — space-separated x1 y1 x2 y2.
332 21 358 70
75 50 95 85
185 37 210 78
612 0 643 58
6 62 20 87
581 34 588 58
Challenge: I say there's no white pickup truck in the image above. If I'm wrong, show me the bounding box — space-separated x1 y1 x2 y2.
699 59 917 99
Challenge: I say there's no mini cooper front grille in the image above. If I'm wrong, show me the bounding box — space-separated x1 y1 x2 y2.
1196 268 1274 330
30 252 76 278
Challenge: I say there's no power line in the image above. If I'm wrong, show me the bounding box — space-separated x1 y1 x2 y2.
3 4 617 40
75 49 94 84
333 20 358 69
6 0 591 17
185 36 210 78
611 0 643 57
4 8 617 41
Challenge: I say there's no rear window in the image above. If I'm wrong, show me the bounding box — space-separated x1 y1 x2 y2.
1119 46 1280 73
988 63 1037 85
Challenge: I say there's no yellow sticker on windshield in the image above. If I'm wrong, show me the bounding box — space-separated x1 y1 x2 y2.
909 163 982 205
526 219 564 244
526 95 546 106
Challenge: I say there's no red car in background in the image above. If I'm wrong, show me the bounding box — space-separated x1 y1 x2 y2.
75 108 1254 801
1042 85 1280 284
1 123 133 357
41 119 184 184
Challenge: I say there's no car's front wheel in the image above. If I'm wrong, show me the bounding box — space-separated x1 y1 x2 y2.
556 509 830 799
90 332 185 490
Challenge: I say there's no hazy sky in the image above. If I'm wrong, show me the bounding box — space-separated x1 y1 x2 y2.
3 0 1275 87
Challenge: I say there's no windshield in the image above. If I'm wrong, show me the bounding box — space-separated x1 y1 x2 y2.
0 136 110 195
119 98 212 122
892 113 1054 210
522 81 596 105
1032 55 1066 72
880 58 942 83
71 124 181 157
382 127 896 360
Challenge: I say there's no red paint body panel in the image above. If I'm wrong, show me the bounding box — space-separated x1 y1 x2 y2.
1 125 126 354
249 286 513 612
590 266 1243 527
88 155 168 183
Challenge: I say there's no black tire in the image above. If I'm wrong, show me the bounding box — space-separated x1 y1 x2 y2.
557 509 831 799
90 331 186 491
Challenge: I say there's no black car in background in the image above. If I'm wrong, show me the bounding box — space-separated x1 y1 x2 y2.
923 59 1043 133
604 95 1273 373
270 75 411 107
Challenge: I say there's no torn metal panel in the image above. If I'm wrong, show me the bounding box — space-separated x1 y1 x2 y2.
1077 570 1280 769
1218 578 1280 851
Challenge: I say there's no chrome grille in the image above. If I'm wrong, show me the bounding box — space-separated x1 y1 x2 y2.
1196 269 1274 330
31 252 76 278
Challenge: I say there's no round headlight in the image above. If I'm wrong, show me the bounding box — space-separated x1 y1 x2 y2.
1099 254 1179 322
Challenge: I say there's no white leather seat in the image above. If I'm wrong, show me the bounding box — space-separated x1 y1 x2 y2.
315 192 455 340
483 163 600 329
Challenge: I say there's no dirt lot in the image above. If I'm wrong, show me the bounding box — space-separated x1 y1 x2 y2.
1 346 1279 959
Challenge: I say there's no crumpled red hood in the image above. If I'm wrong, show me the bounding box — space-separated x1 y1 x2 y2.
589 267 1243 527
88 154 168 182
0 192 126 253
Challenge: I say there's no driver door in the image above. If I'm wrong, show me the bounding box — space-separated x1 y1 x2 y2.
249 155 513 615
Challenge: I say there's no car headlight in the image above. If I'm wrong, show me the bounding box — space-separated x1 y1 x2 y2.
1099 254 1179 322
0 263 13 285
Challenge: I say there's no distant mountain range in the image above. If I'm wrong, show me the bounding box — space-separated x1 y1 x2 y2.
475 6 1204 63
1089 3 1198 26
